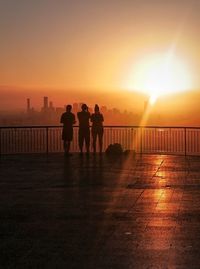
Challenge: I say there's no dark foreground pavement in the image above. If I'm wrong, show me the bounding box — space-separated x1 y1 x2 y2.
1 153 200 269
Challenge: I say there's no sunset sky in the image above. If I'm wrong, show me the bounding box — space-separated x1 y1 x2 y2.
0 0 200 110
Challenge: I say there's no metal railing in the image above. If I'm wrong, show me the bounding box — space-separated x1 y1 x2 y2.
0 125 200 156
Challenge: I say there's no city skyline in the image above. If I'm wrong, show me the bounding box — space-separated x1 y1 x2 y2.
1 94 200 127
0 1 200 128
1 0 200 112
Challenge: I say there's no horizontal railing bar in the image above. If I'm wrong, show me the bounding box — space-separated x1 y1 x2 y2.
0 125 200 129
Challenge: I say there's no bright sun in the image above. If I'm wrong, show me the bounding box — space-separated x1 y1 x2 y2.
125 53 192 104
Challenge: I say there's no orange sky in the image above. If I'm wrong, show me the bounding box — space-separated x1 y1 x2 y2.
0 0 200 111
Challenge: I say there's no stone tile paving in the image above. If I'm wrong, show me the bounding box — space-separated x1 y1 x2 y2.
0 153 200 268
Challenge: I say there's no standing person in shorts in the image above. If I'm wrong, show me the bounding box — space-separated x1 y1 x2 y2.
77 104 90 155
91 104 104 154
60 105 76 156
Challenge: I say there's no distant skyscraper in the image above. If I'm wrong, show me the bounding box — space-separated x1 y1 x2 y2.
43 96 48 110
27 98 30 112
101 106 107 114
49 101 53 108
73 103 78 113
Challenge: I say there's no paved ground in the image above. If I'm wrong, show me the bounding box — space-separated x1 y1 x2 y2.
1 153 200 269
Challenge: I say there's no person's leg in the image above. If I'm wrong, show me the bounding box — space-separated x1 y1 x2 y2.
92 131 97 153
62 128 67 153
78 129 83 153
98 130 103 153
63 140 67 153
85 129 90 154
66 128 73 154
66 141 71 153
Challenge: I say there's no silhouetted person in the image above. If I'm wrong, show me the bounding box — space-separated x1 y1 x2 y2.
77 104 90 155
91 104 104 154
60 105 76 156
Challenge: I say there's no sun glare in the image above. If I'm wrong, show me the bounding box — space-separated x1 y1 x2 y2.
149 94 157 105
125 53 192 103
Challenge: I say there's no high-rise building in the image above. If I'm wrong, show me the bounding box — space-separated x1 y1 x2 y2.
27 98 30 112
101 106 107 114
49 101 53 108
73 103 78 113
43 96 48 110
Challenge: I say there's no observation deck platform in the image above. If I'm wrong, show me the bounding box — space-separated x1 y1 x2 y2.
1 153 200 268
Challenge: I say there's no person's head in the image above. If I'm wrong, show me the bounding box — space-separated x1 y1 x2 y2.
81 103 88 111
94 104 99 113
66 104 72 112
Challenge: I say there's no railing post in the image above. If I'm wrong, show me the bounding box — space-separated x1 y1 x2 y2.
131 128 133 151
110 127 112 146
46 127 49 154
184 127 187 156
0 128 1 157
140 127 143 154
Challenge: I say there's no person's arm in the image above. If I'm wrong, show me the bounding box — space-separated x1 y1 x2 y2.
90 114 93 122
101 114 104 122
73 114 76 125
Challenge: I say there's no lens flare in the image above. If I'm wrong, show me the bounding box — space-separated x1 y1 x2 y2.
124 52 192 103
149 94 157 105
